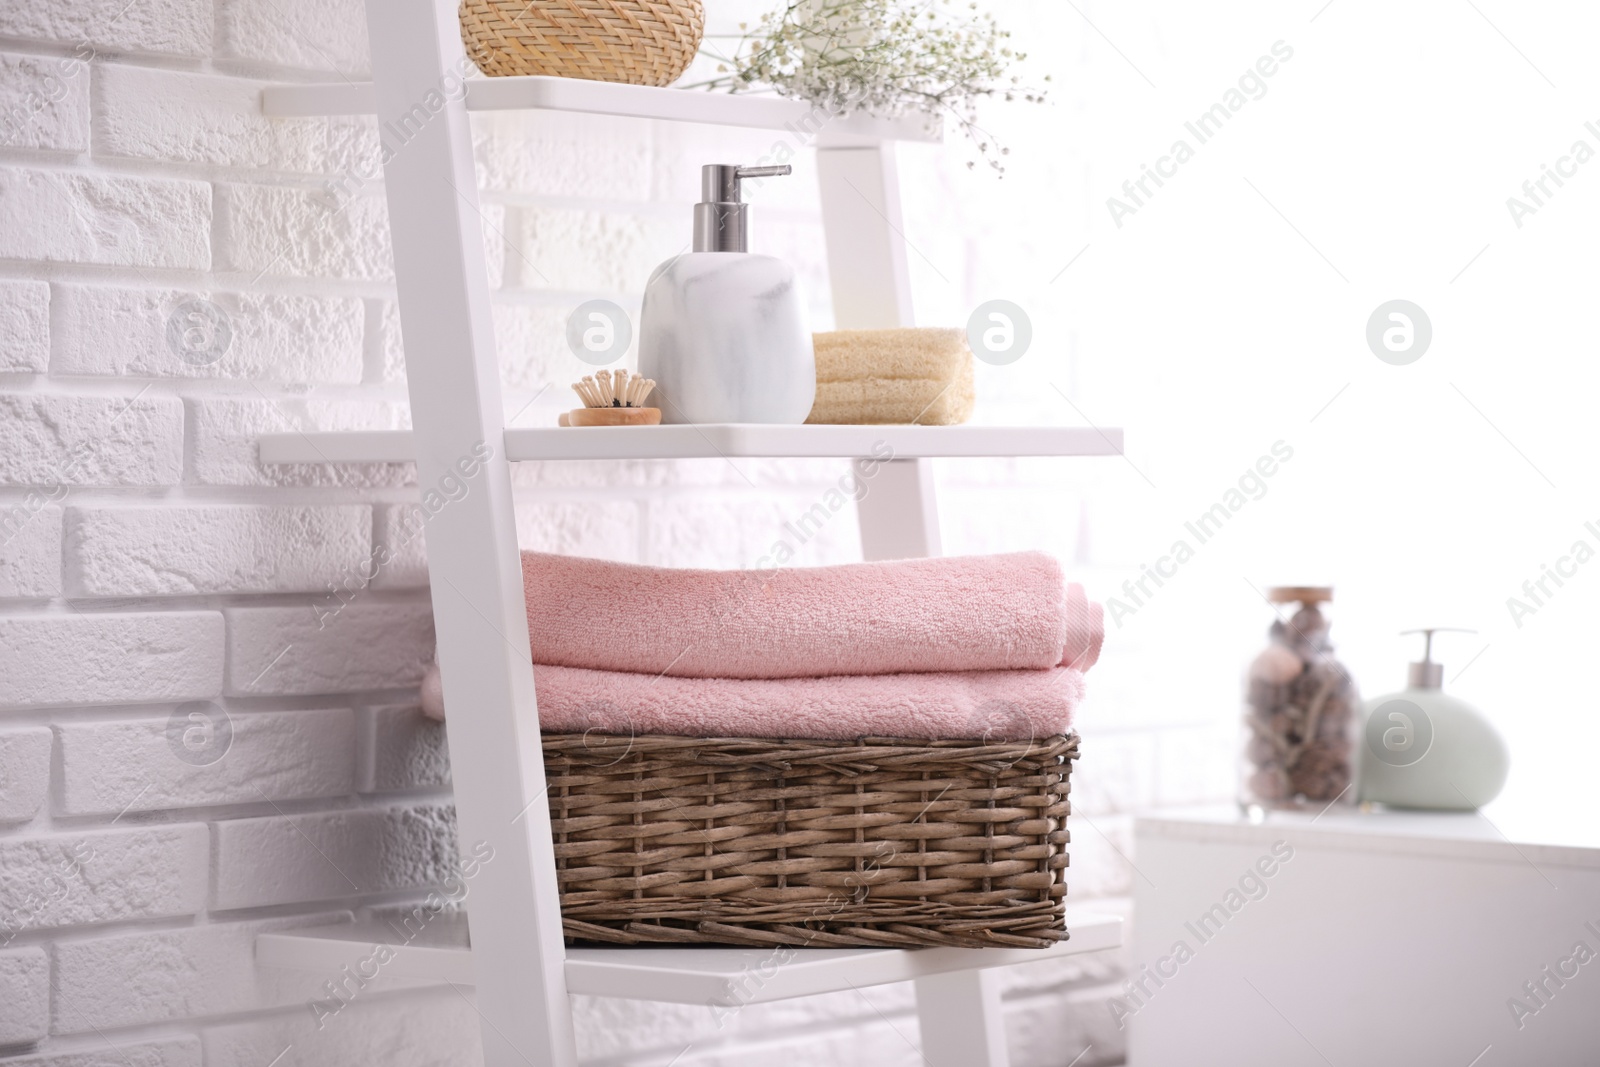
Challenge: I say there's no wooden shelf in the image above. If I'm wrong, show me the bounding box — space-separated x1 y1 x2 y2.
256 908 1122 1004
261 75 940 146
257 424 1125 464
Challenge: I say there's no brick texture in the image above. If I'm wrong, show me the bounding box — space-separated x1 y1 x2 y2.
215 183 392 281
52 912 349 1032
647 495 860 569
369 504 429 590
0 612 223 708
0 279 49 371
0 169 209 269
0 51 90 152
0 946 49 1045
0 503 62 597
224 602 434 696
216 0 371 75
490 301 579 392
0 727 51 822
186 397 411 489
0 0 211 56
0 394 184 487
509 205 677 292
212 803 455 908
517 499 639 561
56 709 356 815
51 285 365 381
93 65 377 174
375 499 640 587
0 825 208 930
357 704 449 792
202 996 479 1067
66 505 371 596
217 184 506 287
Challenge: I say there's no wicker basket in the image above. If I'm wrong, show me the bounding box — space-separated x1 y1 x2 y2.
460 0 705 86
543 731 1078 948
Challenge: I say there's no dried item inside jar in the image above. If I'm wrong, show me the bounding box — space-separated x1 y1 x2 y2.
1244 603 1357 805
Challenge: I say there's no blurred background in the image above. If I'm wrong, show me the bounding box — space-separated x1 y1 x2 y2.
887 0 1600 843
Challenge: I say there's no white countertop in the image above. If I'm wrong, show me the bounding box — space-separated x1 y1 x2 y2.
1134 801 1600 870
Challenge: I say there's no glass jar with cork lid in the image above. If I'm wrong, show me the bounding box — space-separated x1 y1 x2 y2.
1240 587 1360 812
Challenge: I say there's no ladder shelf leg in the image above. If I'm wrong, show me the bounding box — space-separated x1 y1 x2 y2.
858 457 942 561
817 143 944 563
363 1 578 1063
914 968 1012 1067
823 132 1010 1067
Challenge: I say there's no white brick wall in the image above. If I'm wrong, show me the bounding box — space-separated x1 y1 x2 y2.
92 66 377 175
357 704 449 792
0 825 209 928
0 728 51 823
56 709 356 815
223 603 433 695
0 170 210 269
0 53 88 152
52 912 349 1032
212 803 455 908
202 996 479 1067
66 505 371 596
186 397 411 488
0 0 211 57
0 948 49 1045
0 395 184 486
216 0 372 75
0 506 62 598
0 0 1173 1062
0 281 50 372
0 613 223 707
51 287 365 381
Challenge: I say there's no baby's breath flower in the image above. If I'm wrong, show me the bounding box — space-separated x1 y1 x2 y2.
688 0 1045 174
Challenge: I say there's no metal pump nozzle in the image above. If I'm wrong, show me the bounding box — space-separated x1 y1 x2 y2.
693 164 793 252
1400 627 1477 689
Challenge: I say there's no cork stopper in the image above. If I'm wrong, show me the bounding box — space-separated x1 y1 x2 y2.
1268 586 1333 605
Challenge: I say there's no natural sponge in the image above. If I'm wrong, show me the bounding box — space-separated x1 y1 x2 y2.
806 327 975 425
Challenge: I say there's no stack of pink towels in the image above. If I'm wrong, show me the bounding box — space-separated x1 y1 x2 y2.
421 551 1102 743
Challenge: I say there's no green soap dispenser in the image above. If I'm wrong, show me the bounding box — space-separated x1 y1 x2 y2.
1358 628 1510 811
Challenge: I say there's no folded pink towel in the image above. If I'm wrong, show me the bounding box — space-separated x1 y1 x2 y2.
517 550 1103 678
421 662 1082 742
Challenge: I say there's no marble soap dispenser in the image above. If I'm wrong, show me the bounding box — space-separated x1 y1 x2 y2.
1358 628 1510 811
639 163 815 424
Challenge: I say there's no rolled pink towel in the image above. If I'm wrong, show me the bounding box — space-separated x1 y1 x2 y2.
518 550 1102 679
421 662 1081 742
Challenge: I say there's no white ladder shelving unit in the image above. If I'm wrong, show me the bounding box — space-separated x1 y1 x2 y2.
254 1 1126 1064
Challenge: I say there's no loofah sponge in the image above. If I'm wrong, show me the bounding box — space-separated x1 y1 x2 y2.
805 327 975 425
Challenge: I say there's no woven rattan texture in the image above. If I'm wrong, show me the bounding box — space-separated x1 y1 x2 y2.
543 732 1078 948
460 0 705 85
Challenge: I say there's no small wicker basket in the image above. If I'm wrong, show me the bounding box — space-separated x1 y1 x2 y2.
460 0 705 86
543 731 1078 948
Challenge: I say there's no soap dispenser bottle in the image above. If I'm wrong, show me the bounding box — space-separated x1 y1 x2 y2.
1357 628 1510 811
639 164 816 424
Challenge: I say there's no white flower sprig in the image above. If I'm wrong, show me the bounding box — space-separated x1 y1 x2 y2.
691 0 1047 174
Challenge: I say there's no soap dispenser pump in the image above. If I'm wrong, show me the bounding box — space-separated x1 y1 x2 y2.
639 164 816 425
1357 628 1510 811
